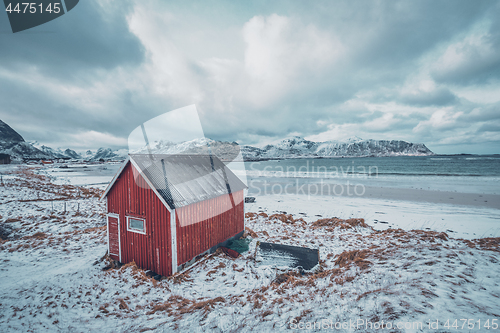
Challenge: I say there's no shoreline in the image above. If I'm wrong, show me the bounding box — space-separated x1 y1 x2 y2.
5 163 498 239
247 178 500 210
244 193 500 240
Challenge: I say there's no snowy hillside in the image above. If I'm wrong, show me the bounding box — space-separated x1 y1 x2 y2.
86 148 128 161
30 142 82 160
242 136 434 160
0 120 52 161
0 120 129 162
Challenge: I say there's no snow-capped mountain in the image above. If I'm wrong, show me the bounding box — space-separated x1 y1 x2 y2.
29 142 82 160
0 120 53 161
0 119 120 162
131 136 433 161
132 137 241 162
64 148 82 159
241 136 433 160
87 148 128 161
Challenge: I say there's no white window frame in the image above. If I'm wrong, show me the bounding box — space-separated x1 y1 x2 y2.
126 216 146 235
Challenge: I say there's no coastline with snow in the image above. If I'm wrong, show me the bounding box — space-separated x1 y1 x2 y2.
0 164 499 332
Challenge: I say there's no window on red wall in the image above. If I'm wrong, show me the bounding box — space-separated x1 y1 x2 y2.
127 216 146 234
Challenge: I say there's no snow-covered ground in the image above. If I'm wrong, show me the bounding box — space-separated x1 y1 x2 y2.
0 164 499 332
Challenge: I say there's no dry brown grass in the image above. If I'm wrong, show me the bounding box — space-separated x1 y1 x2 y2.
114 260 164 288
334 249 372 270
333 275 355 285
243 227 258 238
245 212 256 219
268 213 305 225
261 310 273 317
463 237 500 252
410 229 448 241
4 218 21 223
189 297 225 314
293 309 313 324
2 232 54 252
311 217 370 230
29 232 48 240
99 304 110 314
146 295 225 318
272 271 308 289
146 302 171 315
118 298 130 311
206 262 227 277
169 272 193 284
245 212 270 220
232 264 244 272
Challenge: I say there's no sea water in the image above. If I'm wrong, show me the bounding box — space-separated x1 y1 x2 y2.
244 155 500 195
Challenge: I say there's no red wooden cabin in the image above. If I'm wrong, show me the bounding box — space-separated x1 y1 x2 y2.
101 154 246 276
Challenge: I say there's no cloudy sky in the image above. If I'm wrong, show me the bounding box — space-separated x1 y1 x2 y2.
0 0 499 154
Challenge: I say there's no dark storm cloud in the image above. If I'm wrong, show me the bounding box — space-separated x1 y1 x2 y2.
298 0 493 71
0 0 499 153
0 0 144 80
477 122 500 133
399 87 458 107
0 0 148 147
460 103 500 122
431 3 500 85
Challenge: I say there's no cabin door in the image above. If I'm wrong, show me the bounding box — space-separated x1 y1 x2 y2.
107 214 121 262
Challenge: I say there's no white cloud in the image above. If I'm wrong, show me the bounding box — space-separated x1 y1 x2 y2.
305 123 361 142
67 130 128 148
413 108 463 133
126 5 204 105
241 14 344 106
452 84 500 104
432 31 500 83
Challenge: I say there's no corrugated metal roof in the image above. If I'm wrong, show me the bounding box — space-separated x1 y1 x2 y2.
129 154 247 209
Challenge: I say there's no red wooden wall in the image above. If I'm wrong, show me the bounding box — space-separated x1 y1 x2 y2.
107 162 173 276
175 190 244 266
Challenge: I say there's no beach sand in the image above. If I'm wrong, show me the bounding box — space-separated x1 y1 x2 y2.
247 178 500 209
246 178 500 240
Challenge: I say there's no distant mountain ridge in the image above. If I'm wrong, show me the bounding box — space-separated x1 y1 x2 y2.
0 120 126 162
0 120 54 160
242 136 434 160
134 136 434 161
0 119 434 162
30 142 82 160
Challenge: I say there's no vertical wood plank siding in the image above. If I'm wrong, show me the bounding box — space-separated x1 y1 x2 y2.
106 162 245 276
107 162 172 276
175 190 244 266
